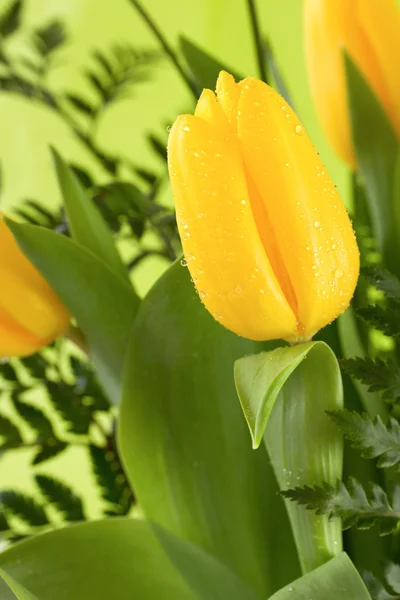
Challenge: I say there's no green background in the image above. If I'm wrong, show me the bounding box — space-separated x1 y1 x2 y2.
0 0 347 519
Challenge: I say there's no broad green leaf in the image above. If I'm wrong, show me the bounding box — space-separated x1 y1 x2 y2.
234 342 313 449
235 341 343 573
119 260 299 598
344 54 399 274
0 570 38 600
179 36 242 90
6 221 139 404
270 553 371 600
0 518 261 600
51 148 129 283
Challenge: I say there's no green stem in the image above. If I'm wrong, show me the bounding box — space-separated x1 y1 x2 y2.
128 0 200 100
246 0 269 83
264 346 343 573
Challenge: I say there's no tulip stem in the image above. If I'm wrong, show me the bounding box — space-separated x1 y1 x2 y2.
128 0 201 100
65 324 89 356
246 0 269 84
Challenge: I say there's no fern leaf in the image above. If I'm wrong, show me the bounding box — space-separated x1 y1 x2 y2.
35 474 85 522
0 490 49 526
89 444 133 515
341 357 400 401
363 267 400 303
0 413 22 447
358 305 400 338
328 410 400 468
282 478 400 535
12 396 54 440
32 441 67 466
46 381 92 434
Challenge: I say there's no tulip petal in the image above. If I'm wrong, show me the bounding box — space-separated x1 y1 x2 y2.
216 71 241 129
236 78 359 339
303 0 356 168
0 218 69 354
355 0 400 138
168 113 298 341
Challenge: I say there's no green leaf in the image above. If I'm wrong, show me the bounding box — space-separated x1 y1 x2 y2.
282 478 400 535
0 413 22 448
344 54 399 273
0 491 49 527
66 94 95 116
6 221 140 404
386 564 400 595
32 442 67 466
51 148 129 283
179 36 242 90
341 357 400 402
338 309 388 419
362 267 400 304
235 342 343 573
0 0 22 38
0 569 39 600
363 571 400 600
234 342 316 448
328 410 400 468
269 553 371 600
35 474 85 522
46 382 91 434
12 397 54 440
263 38 295 109
357 305 400 339
0 518 262 600
119 259 299 598
89 445 133 515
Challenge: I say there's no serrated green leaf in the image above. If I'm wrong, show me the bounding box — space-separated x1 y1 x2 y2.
35 474 85 522
32 442 67 466
0 518 261 600
46 382 91 435
328 410 400 468
341 357 400 402
282 478 400 535
0 413 22 447
358 305 400 339
51 148 129 283
66 94 94 116
362 267 400 304
89 444 133 515
6 221 140 404
0 491 48 527
12 397 54 440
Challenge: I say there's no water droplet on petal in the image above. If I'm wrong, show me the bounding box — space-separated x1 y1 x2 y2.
295 125 303 135
334 268 343 279
313 221 320 229
183 125 191 132
240 199 247 205
180 258 188 267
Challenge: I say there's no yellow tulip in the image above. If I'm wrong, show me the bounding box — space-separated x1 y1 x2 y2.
304 0 400 168
168 71 359 343
0 215 70 358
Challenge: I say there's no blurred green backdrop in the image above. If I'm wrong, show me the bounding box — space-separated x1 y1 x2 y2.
0 0 347 518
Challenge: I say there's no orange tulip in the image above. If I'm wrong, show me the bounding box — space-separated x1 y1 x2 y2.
304 0 400 168
168 71 359 343
0 215 70 357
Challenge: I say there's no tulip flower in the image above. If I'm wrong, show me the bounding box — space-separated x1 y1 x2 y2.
0 215 70 357
304 0 400 168
168 71 359 343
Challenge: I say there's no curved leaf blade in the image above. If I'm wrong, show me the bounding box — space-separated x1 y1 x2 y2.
6 221 139 404
119 259 299 597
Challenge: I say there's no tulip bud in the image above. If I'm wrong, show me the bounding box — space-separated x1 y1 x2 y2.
168 71 359 343
304 0 400 168
0 215 70 358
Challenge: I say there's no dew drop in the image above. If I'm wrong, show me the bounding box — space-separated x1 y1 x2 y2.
285 113 290 119
281 105 287 112
313 221 320 229
331 243 336 250
260 289 266 295
180 258 188 267
295 125 303 135
199 290 207 298
240 199 247 205
334 268 343 279
183 125 191 132
285 162 290 168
